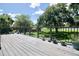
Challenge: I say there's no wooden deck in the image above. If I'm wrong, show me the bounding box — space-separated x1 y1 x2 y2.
0 34 79 56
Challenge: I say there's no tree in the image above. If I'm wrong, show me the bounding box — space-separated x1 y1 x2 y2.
69 3 79 16
0 14 14 34
55 3 74 27
69 3 79 26
13 14 33 34
37 15 45 38
37 3 74 41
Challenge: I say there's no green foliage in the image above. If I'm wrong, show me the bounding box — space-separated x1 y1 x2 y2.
13 14 33 34
36 3 77 41
38 3 74 28
0 14 14 34
52 32 71 40
69 3 79 26
69 3 79 16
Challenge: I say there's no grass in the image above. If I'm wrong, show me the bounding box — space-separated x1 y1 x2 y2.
26 27 79 43
30 27 79 37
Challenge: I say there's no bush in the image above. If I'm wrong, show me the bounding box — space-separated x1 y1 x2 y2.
52 32 71 41
44 34 49 37
61 42 67 46
52 39 58 44
48 40 52 42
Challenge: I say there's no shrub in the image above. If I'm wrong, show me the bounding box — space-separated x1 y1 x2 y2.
61 42 67 46
52 32 70 41
52 39 58 44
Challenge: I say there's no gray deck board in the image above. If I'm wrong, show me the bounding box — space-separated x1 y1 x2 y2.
7 35 48 56
0 50 3 56
0 34 79 56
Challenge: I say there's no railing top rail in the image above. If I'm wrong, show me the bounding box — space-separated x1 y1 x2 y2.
52 26 79 28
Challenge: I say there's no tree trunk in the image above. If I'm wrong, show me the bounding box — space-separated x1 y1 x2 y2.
37 29 39 38
29 29 31 35
24 28 26 35
50 25 52 41
37 26 40 38
55 27 58 33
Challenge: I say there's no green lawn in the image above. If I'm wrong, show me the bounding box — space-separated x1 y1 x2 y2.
27 27 79 43
30 27 79 37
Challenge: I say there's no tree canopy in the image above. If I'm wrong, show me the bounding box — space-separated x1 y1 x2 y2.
37 3 75 39
0 14 14 34
12 14 33 34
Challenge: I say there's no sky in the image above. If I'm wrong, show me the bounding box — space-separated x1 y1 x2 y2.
0 3 51 24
